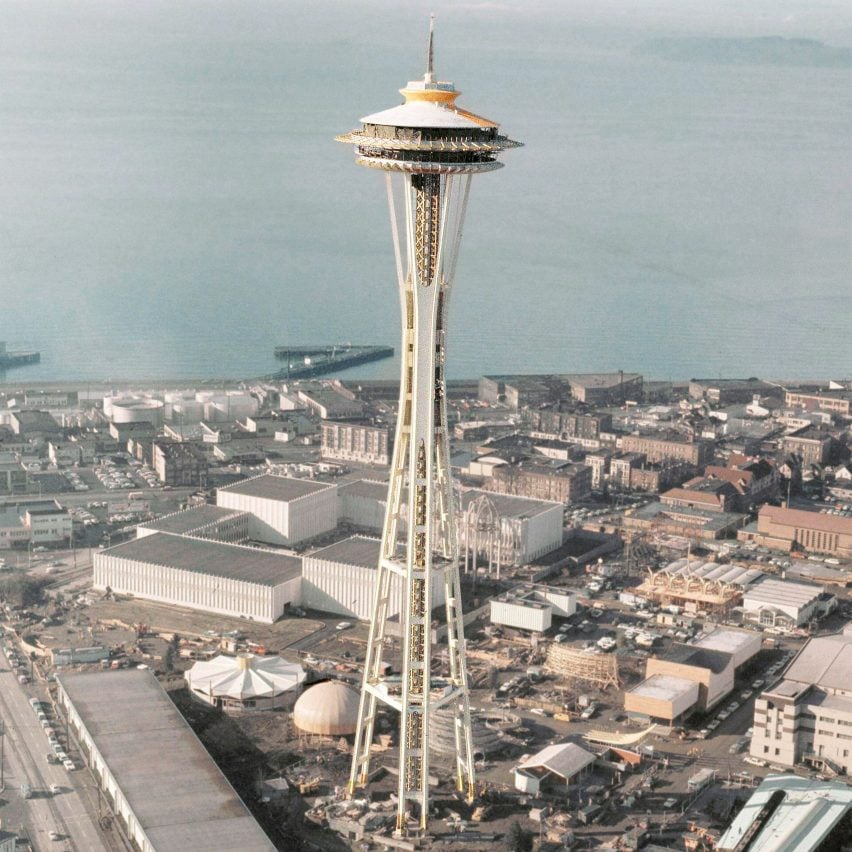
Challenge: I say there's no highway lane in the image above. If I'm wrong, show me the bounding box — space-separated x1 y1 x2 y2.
0 648 115 851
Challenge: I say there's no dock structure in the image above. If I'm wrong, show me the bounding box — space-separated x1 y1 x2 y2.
272 344 393 379
0 342 40 371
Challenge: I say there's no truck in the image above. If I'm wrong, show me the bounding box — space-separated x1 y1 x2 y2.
20 782 32 799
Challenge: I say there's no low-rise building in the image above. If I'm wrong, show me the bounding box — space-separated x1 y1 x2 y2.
741 577 831 630
301 536 445 621
136 505 250 543
56 669 276 851
0 499 72 548
660 478 739 513
490 584 577 632
718 775 852 852
0 458 27 495
514 742 597 794
785 390 851 417
459 489 564 566
782 426 834 467
738 504 852 559
9 409 61 439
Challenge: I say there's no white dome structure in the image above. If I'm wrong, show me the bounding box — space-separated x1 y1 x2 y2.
293 681 359 736
185 654 306 713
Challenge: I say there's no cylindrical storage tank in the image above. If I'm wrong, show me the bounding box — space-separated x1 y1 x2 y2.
292 681 359 736
110 399 165 427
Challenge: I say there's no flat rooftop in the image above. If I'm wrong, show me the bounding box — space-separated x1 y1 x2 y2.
460 488 562 519
307 536 381 569
630 674 699 703
101 533 301 586
57 670 275 852
693 627 759 657
338 479 389 501
663 643 732 674
218 473 335 502
139 505 248 535
784 632 852 690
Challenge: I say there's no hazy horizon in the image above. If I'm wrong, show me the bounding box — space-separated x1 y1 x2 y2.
2 1 850 383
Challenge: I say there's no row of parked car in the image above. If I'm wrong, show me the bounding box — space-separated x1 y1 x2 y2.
29 696 76 772
695 649 798 741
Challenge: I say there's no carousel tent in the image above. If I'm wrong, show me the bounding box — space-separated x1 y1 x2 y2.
185 654 306 712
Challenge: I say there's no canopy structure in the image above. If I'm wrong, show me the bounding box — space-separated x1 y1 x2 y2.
185 654 306 712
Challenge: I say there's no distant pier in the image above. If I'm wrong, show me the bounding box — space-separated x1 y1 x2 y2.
272 344 393 379
0 342 40 371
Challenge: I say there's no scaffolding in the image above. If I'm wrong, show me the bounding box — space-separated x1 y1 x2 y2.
635 565 741 615
544 645 620 691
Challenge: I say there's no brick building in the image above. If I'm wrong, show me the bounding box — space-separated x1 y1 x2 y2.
490 459 592 504
621 434 713 467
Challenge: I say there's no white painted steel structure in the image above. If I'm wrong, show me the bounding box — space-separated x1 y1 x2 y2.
337 22 519 833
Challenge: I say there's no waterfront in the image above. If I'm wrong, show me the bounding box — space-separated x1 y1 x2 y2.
1 1 851 383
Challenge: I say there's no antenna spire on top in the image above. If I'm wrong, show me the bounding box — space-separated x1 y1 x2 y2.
425 13 436 82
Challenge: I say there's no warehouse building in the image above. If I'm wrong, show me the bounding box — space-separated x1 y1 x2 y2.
718 775 852 852
738 504 852 559
490 584 577 633
750 628 852 774
625 644 735 723
301 536 445 622
742 577 832 630
56 669 275 852
93 533 302 623
514 742 597 794
337 479 391 533
217 474 337 546
136 504 250 543
625 627 760 724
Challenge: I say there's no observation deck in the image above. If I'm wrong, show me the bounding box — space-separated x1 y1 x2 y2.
336 64 520 173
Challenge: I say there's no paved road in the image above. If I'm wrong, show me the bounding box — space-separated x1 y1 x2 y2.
0 646 116 851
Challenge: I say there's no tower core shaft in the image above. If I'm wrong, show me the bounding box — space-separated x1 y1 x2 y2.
337 40 519 834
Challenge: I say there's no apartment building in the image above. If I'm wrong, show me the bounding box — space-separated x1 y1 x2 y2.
320 421 390 465
621 434 713 467
751 630 852 774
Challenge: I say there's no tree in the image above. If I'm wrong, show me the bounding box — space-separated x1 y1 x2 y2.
507 821 533 852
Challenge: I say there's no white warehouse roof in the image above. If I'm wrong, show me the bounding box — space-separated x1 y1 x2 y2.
718 775 852 851
744 578 823 608
219 474 335 502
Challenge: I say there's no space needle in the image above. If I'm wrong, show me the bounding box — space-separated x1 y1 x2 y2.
336 18 520 833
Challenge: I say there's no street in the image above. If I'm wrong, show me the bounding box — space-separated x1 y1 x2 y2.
0 650 117 851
